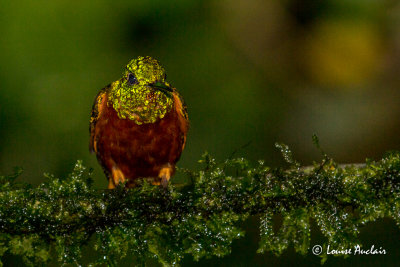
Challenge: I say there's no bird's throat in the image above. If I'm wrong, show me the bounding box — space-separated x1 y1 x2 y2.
108 80 174 125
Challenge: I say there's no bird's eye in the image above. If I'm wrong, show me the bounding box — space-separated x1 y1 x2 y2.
127 73 138 85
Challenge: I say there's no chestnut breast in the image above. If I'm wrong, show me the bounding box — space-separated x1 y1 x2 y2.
94 92 187 180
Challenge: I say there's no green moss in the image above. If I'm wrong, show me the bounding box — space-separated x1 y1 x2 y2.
1 148 400 265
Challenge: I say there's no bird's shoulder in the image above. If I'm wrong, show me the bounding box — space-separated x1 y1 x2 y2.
171 89 189 151
172 89 188 122
89 84 111 153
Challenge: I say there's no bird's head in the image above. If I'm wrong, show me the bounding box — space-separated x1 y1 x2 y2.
108 56 174 124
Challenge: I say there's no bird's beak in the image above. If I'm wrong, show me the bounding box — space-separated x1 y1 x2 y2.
150 81 173 93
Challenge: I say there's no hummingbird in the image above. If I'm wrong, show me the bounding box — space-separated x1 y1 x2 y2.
89 56 189 188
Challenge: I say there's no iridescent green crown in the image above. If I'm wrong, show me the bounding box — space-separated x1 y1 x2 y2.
108 56 174 125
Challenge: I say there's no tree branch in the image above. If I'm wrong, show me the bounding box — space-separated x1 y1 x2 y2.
1 148 400 266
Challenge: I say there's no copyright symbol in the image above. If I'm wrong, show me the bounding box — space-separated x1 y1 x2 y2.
312 245 323 255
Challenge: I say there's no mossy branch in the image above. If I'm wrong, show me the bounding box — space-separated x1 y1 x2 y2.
1 143 400 266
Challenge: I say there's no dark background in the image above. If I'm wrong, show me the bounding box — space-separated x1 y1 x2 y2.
1 0 400 266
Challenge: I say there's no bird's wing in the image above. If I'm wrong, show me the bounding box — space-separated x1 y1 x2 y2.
172 90 189 151
173 89 188 122
89 85 109 153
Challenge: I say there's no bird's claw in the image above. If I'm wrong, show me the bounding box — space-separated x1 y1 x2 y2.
161 176 169 188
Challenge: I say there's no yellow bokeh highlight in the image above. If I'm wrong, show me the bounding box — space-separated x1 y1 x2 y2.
304 20 384 88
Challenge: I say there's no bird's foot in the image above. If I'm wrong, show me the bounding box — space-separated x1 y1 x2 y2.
161 176 168 188
158 164 172 188
109 166 126 189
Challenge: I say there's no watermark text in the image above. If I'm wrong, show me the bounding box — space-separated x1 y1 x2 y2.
312 245 386 256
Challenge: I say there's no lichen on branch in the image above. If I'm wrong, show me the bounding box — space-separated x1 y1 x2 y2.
1 144 400 266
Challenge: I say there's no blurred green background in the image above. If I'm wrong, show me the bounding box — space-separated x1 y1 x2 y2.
1 0 400 266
